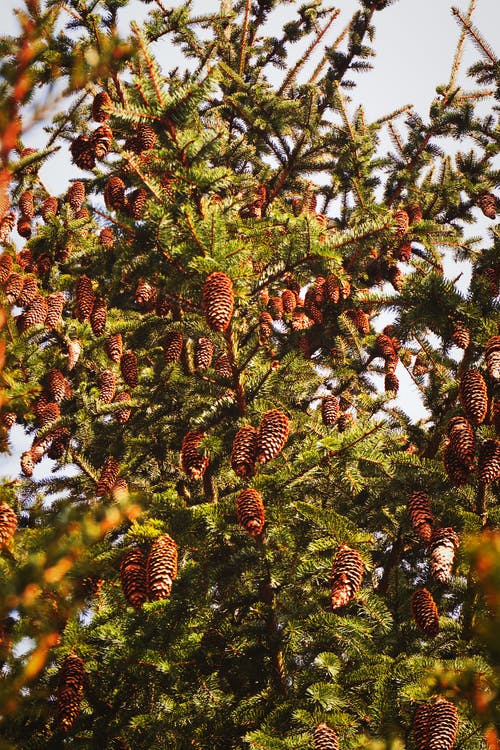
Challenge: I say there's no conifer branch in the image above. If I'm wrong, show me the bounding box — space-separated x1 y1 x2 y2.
451 6 496 63
131 24 165 107
238 0 251 76
447 0 476 92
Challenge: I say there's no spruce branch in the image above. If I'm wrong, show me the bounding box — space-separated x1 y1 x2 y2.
447 0 476 92
451 5 496 63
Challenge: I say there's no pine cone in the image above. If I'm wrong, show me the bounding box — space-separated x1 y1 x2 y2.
106 333 123 363
394 208 409 237
163 330 183 364
0 252 13 284
258 311 274 342
330 544 364 610
120 547 147 609
0 412 16 430
91 124 113 159
70 135 96 170
313 723 339 750
20 450 35 477
67 181 85 210
47 428 71 460
443 440 470 486
485 336 500 380
376 333 396 360
120 350 138 388
181 430 209 480
407 490 434 543
98 370 116 404
112 477 128 500
236 488 265 535
325 274 341 304
413 351 429 377
268 295 284 320
74 275 95 323
214 352 232 379
16 217 32 239
345 308 370 335
291 310 314 331
96 456 120 497
21 294 48 330
0 503 17 545
281 288 297 313
411 588 439 637
67 339 82 371
35 252 53 276
155 294 171 317
451 322 470 350
91 91 112 122
429 528 459 584
429 698 459 750
337 412 354 432
135 123 157 152
413 703 432 750
387 265 403 292
114 392 132 424
41 196 58 221
46 368 70 403
17 276 38 306
104 176 126 211
0 212 16 243
37 401 60 428
459 369 488 426
231 425 258 478
256 409 289 464
134 279 156 308
147 534 178 600
394 242 412 262
202 271 234 332
4 273 24 303
477 192 496 219
99 227 114 248
16 247 34 271
478 439 500 485
446 416 475 470
194 337 214 371
127 188 148 220
56 654 85 731
19 190 34 219
90 295 107 336
385 372 399 393
407 204 423 224
322 395 339 426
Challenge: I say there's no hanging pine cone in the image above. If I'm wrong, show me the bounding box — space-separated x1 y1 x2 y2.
429 699 459 750
67 339 81 371
0 212 16 243
259 311 274 342
96 456 120 497
98 370 116 404
407 204 423 224
194 337 214 371
322 395 339 426
20 450 35 477
147 534 178 600
459 369 488 426
37 401 60 428
345 308 370 335
324 273 341 304
407 490 434 543
106 333 123 363
134 279 156 308
35 252 53 276
47 427 71 460
135 123 157 152
202 271 234 332
376 333 396 360
112 477 128 500
67 181 85 210
236 488 265 536
181 430 209 480
114 392 132 424
446 416 475 470
74 275 95 323
45 292 65 329
429 528 459 583
19 190 34 219
91 90 112 122
330 544 364 610
17 276 38 306
268 295 284 320
413 703 432 750
0 253 13 283
411 588 439 637
477 192 496 219
394 242 412 262
313 723 339 750
291 310 314 331
281 288 297 313
90 295 107 336
231 425 258 478
443 439 470 486
91 124 113 159
451 321 470 349
16 217 32 238
41 195 58 221
21 294 48 330
155 294 171 317
214 352 232 379
485 335 500 380
413 351 429 377
120 350 138 388
385 372 399 393
46 368 71 403
70 135 96 170
0 412 16 430
394 208 409 237
56 654 85 731
120 547 147 609
99 226 114 248
4 273 24 304
0 503 17 545
127 188 148 220
104 176 126 211
15 247 34 271
387 265 404 292
478 439 500 485
163 330 183 364
337 412 354 432
256 409 289 464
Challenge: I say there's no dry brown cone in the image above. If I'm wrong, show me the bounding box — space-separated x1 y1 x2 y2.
0 503 17 545
407 204 423 224
411 588 439 637
0 253 13 284
194 337 214 371
236 488 265 536
47 427 71 460
33 394 49 422
429 698 459 750
67 180 85 210
0 212 16 244
214 352 232 379
20 294 48 330
478 439 500 485
17 276 38 307
112 477 129 500
303 294 323 324
477 192 496 219
120 547 147 609
16 217 31 239
268 295 284 320
55 243 72 263
407 490 434 543
281 288 297 313
325 273 341 304
77 575 104 601
114 392 132 424
104 176 126 211
19 190 34 219
0 412 16 430
413 703 432 750
92 91 112 122
345 308 370 335
446 416 475 470
41 195 58 221
56 654 85 732
337 412 354 432
155 294 171 317
394 242 412 262
313 723 339 750
429 527 460 583
38 402 60 428
106 333 123 363
394 208 410 237
322 395 339 426
181 430 209 480
91 124 113 159
70 135 96 170
120 350 138 388
451 321 470 349
16 247 34 271
376 333 397 360
385 372 399 393
388 265 404 292
98 370 116 404
413 351 429 377
258 311 274 342
99 226 114 248
96 456 120 497
147 534 178 600
443 439 470 486
330 544 364 610
291 310 314 331
459 369 488 426
202 271 234 332
67 339 82 371
74 275 95 323
46 368 70 403
127 188 148 220
35 252 53 277
20 450 35 477
485 335 500 380
90 295 107 336
256 409 289 464
134 279 156 308
163 330 183 364
4 273 24 304
135 123 157 152
231 425 258 478
46 292 65 329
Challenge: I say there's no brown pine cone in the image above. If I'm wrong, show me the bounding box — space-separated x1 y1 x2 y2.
106 333 123 363
385 372 399 393
408 490 434 543
74 275 95 323
90 295 107 336
256 409 289 464
99 226 114 248
112 477 128 500
281 288 297 313
163 330 183 364
19 190 34 219
478 439 500 485
41 196 58 221
0 412 16 430
98 370 116 404
134 279 156 308
258 311 274 342
16 217 32 239
47 428 71 460
202 271 234 332
413 703 432 750
411 588 439 637
413 351 429 377
459 369 488 426
451 321 470 349
91 124 113 159
394 242 412 262
46 368 71 403
135 123 157 152
70 135 96 170
147 534 178 600
236 488 265 536
67 339 81 371
231 425 258 478
34 252 53 276
325 273 341 304
313 723 339 750
376 333 396 360
394 208 409 237
322 395 339 426
291 310 314 331
446 416 475 470
345 308 370 335
268 295 284 320
387 265 404 292
56 654 85 731
20 450 35 477
407 204 423 224
21 294 48 330
96 456 120 497
91 91 112 122
429 528 459 583
17 276 38 306
104 176 126 211
194 337 214 371
0 503 17 545
127 188 148 220
0 212 16 243
337 412 354 432
330 544 364 610
16 248 34 271
181 430 209 480
114 392 132 424
120 547 147 609
46 292 65 329
0 253 13 283
477 191 496 219
67 181 86 210
443 440 470 486
37 401 60 428
120 350 138 388
4 273 24 303
428 698 459 750
485 335 500 380
155 294 171 317
214 352 232 379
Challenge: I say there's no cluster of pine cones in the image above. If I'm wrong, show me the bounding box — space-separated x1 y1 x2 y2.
120 534 178 609
230 409 290 479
